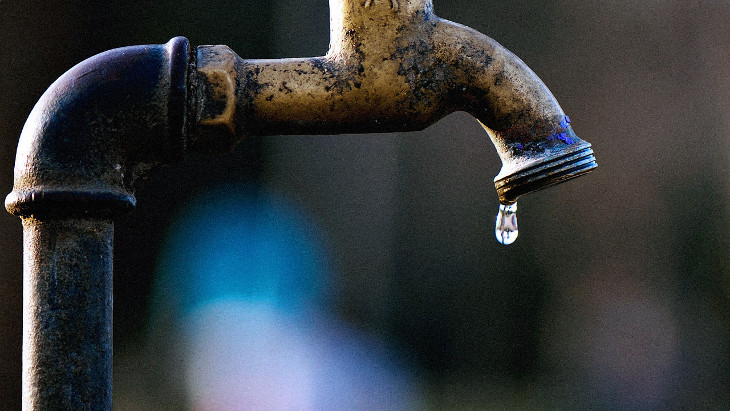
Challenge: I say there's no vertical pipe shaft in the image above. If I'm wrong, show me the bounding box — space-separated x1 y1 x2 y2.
22 218 113 410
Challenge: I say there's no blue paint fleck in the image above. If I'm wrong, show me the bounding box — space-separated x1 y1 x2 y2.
556 132 574 144
548 132 575 145
559 117 572 129
515 143 524 149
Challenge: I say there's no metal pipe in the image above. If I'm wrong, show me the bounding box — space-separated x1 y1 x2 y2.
5 1 597 408
6 37 190 410
22 218 113 410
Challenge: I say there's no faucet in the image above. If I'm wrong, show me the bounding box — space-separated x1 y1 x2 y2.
5 0 596 409
193 0 596 203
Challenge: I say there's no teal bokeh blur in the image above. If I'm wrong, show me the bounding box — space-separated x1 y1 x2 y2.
145 184 418 409
155 186 328 317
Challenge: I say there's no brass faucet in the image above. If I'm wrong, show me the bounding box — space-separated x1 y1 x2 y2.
193 0 597 203
5 1 596 409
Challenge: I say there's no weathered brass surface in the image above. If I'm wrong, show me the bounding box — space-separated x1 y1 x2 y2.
5 1 596 409
193 0 596 203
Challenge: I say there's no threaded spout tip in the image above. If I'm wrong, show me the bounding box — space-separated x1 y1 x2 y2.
495 145 597 204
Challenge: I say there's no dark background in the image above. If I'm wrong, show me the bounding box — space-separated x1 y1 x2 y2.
2 0 729 409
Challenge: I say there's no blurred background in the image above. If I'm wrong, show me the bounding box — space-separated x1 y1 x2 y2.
1 0 729 409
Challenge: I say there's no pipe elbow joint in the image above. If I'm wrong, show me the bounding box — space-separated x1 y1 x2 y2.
5 37 190 218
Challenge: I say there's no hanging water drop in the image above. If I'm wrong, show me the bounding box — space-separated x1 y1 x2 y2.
495 202 518 245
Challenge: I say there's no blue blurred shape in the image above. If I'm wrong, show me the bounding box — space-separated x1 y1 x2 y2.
151 184 420 410
156 185 327 316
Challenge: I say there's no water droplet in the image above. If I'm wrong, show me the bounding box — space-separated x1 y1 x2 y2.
495 202 518 245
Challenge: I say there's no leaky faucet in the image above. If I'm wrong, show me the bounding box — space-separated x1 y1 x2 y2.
5 0 596 409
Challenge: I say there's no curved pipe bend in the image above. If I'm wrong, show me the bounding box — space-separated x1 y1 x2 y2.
6 37 190 218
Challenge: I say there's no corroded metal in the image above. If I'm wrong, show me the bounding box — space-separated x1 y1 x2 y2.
5 37 190 219
5 37 190 410
192 0 596 203
5 0 596 409
22 218 113 410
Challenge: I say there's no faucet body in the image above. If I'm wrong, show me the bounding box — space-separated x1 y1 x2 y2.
5 0 596 408
193 0 596 202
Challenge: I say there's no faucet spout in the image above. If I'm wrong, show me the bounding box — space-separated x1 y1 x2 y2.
435 21 597 204
192 0 596 203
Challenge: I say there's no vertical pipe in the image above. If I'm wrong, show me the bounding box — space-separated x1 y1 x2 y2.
22 218 113 410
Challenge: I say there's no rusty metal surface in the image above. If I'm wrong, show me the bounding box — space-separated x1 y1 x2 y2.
193 0 596 203
5 0 597 218
22 218 113 410
5 37 190 411
4 1 596 408
5 37 190 219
